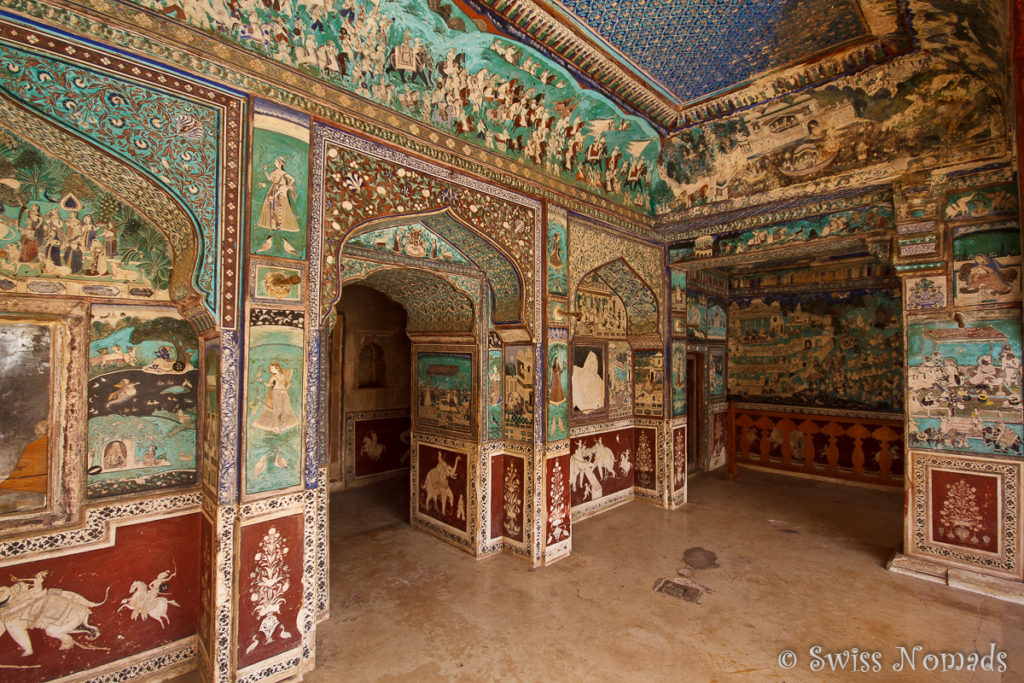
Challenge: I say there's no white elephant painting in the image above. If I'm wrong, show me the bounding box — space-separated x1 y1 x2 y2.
0 571 109 656
422 453 460 516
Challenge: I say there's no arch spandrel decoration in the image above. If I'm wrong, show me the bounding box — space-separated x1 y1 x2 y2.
0 23 245 323
314 126 540 331
576 258 659 336
0 93 200 305
354 267 475 335
341 208 524 326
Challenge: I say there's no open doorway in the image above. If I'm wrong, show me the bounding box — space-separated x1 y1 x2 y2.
686 352 704 474
328 284 412 522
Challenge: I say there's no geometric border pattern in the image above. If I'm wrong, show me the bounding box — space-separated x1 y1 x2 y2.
908 451 1021 580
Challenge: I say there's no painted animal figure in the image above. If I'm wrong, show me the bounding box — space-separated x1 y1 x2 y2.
0 572 108 656
422 454 460 515
360 432 386 462
385 43 432 87
119 571 180 628
591 438 616 479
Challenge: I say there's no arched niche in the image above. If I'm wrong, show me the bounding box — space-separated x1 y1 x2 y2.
573 258 660 338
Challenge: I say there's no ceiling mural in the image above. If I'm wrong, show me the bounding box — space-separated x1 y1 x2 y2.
359 267 475 334
656 0 1009 215
133 0 664 212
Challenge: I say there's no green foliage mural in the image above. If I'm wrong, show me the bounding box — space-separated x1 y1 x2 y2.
0 129 173 295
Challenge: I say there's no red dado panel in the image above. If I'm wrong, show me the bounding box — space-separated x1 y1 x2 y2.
931 469 1000 554
490 454 504 541
0 514 200 683
198 513 215 661
502 456 525 542
546 454 570 546
673 425 687 493
633 427 658 490
417 445 469 532
237 513 304 670
353 415 411 478
569 427 634 508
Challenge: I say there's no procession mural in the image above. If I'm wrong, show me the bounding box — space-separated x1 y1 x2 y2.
669 206 894 262
250 102 310 260
952 223 1021 307
671 340 686 417
571 342 605 420
634 350 664 417
607 341 632 420
569 428 633 508
0 130 172 300
416 351 473 435
353 415 410 478
238 514 303 670
905 275 947 312
547 342 569 441
0 514 199 682
728 288 903 411
503 345 534 442
417 445 468 532
245 310 305 495
547 209 568 296
139 0 663 211
907 317 1023 457
487 349 503 440
0 320 51 515
87 305 198 498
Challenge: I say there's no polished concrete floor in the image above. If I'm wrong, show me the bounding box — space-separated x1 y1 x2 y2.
308 468 1024 681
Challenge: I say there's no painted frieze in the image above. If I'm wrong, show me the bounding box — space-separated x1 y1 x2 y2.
569 428 633 507
417 445 469 533
944 184 1018 222
87 305 198 498
952 222 1021 307
250 101 310 261
416 351 474 436
634 350 664 417
728 288 903 411
245 309 305 495
503 345 534 443
907 316 1023 457
547 342 569 441
346 222 471 266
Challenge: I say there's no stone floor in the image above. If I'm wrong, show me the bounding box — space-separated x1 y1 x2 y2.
304 468 1024 681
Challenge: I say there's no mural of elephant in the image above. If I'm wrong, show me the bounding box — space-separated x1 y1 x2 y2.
422 454 460 515
0 572 108 656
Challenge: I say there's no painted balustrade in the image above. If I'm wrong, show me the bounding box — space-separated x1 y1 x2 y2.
727 403 904 485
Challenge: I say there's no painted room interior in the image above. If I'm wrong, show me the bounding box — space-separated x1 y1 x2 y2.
0 0 1021 680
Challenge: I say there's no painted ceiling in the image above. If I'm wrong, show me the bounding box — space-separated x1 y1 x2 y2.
536 0 867 105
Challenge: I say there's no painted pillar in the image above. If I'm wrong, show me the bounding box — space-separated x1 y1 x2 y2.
669 266 688 507
892 168 1024 585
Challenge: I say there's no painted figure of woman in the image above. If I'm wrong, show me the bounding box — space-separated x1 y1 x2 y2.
253 362 299 433
18 204 42 263
960 253 1016 296
549 354 566 405
257 157 300 233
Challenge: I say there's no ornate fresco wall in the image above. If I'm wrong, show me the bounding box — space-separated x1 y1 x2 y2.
0 0 1020 680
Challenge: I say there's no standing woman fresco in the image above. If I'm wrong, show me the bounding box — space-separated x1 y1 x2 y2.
257 156 300 233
